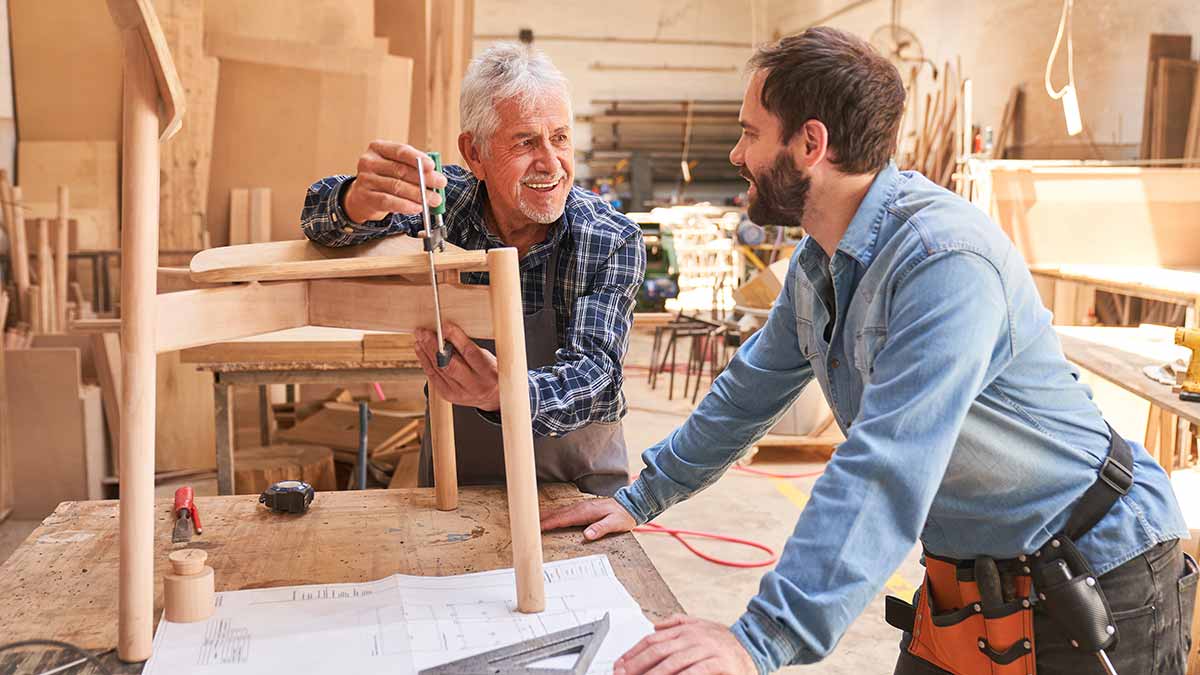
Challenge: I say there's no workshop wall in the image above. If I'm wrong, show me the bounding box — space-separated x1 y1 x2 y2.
474 0 764 175
769 0 1200 160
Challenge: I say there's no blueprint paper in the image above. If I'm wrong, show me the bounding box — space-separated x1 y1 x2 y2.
143 554 653 674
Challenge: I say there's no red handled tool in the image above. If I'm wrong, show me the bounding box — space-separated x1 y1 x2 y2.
171 486 202 543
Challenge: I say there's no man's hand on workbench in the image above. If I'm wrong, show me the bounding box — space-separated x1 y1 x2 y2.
539 498 636 540
614 615 757 675
415 323 501 411
342 140 448 223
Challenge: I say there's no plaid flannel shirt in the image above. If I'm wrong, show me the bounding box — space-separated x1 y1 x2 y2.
300 165 646 436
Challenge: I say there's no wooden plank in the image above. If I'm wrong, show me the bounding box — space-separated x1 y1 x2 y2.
989 165 1200 268
156 351 217 473
1140 34 1192 159
361 332 416 361
0 486 682 653
180 326 368 364
155 0 218 251
309 278 494 339
276 406 413 452
1151 58 1199 160
8 0 123 142
55 187 70 332
92 332 123 474
31 334 99 383
228 188 250 245
1187 66 1200 168
81 385 107 499
375 0 432 148
190 237 487 282
17 141 120 250
206 36 413 244
4 348 89 519
0 341 11 521
249 187 271 243
155 281 309 352
205 0 375 48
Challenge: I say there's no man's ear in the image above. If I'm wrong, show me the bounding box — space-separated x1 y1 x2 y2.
794 119 830 170
459 133 486 180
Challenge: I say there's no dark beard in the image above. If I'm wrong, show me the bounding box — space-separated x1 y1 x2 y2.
744 151 810 226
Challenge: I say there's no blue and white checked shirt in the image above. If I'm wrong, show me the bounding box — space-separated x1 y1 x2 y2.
300 166 646 437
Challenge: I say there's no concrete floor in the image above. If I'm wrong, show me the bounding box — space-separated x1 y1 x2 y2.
1 326 1195 673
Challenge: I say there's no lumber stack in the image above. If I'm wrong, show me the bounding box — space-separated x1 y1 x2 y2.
895 59 971 188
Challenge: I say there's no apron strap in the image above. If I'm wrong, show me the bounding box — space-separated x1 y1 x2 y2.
542 229 561 313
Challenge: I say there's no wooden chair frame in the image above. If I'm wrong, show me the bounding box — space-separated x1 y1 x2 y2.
108 1 543 662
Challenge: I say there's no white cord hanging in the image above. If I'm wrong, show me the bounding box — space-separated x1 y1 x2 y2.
1044 0 1074 100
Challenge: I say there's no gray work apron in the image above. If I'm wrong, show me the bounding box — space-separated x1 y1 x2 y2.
417 241 630 496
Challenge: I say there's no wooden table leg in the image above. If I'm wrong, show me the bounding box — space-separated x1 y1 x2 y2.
488 247 544 614
429 386 457 511
215 378 235 495
258 384 272 447
1159 408 1177 476
1144 405 1161 462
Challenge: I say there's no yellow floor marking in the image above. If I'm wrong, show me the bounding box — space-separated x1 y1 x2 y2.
769 476 918 598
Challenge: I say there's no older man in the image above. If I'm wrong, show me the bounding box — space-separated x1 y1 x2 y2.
300 44 645 496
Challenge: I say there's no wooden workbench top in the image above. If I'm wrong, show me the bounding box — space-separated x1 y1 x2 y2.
1056 326 1200 426
0 485 681 673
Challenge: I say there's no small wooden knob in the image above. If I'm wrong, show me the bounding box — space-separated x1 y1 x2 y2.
164 549 215 623
169 548 207 576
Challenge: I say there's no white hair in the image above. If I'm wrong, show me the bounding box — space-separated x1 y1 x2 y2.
460 43 572 156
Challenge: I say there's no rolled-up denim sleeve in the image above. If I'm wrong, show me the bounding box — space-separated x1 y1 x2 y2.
732 250 1012 671
613 253 814 524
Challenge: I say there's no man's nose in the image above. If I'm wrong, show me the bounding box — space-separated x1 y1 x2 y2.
729 137 745 167
531 141 557 172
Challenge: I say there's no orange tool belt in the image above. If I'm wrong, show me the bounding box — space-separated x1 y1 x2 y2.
885 425 1136 675
886 554 1036 674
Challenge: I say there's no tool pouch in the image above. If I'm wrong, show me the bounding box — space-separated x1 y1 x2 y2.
886 556 1036 675
1030 535 1118 653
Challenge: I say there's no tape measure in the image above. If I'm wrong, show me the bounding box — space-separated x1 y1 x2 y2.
259 480 315 514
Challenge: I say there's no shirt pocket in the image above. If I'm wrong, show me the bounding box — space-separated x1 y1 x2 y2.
853 327 888 379
796 318 818 360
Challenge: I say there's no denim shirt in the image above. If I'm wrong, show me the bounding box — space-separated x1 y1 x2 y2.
613 163 1188 672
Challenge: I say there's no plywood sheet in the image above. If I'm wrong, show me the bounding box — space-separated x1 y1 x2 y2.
4 347 88 519
207 39 413 244
989 165 1200 267
16 141 118 250
205 0 375 48
8 0 122 142
156 351 216 472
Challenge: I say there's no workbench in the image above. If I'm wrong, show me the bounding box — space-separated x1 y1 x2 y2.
1056 325 1199 472
1033 264 1200 328
178 327 423 495
0 484 682 674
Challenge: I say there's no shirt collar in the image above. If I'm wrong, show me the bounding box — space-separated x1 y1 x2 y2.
835 161 900 267
467 174 569 262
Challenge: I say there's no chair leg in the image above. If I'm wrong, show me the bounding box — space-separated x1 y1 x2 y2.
487 247 544 614
667 331 679 401
429 387 457 510
648 326 663 385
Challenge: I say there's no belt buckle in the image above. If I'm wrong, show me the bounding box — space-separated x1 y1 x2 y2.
1099 457 1133 495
